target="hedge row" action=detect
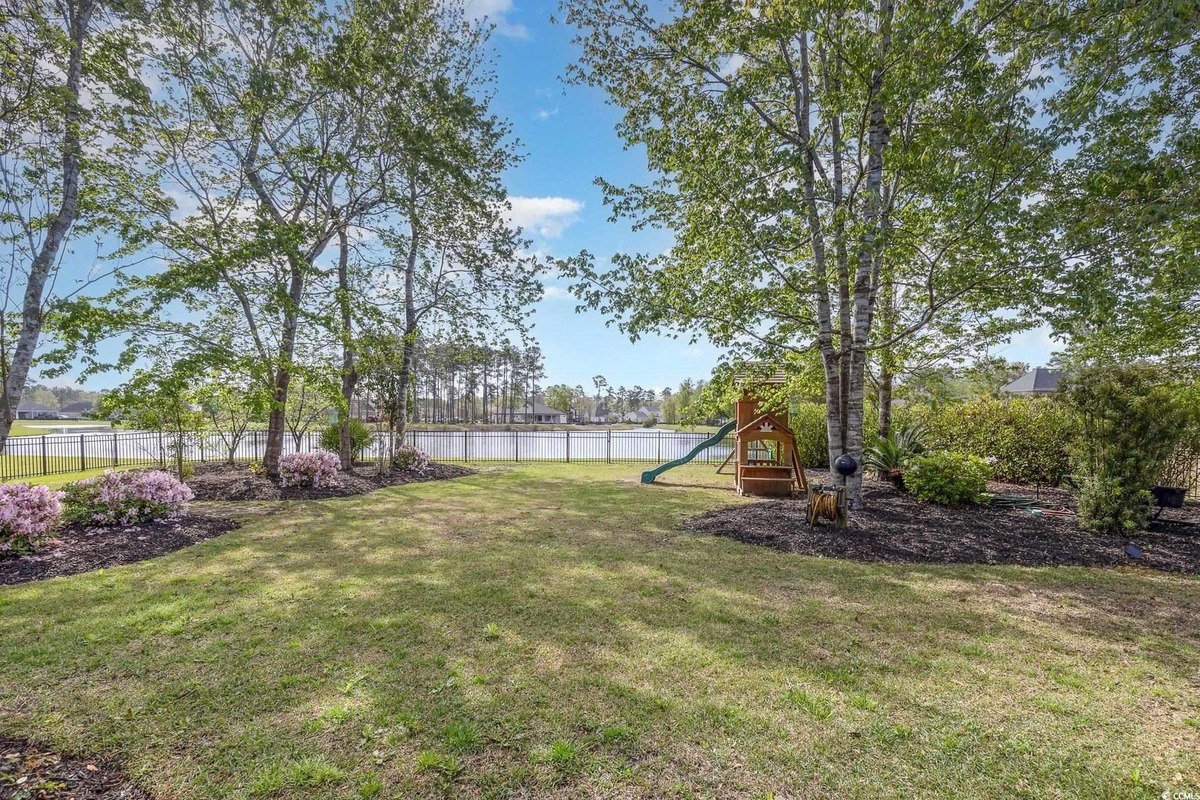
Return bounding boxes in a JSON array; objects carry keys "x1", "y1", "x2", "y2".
[
  {"x1": 900, "y1": 397, "x2": 1079, "y2": 486},
  {"x1": 788, "y1": 397, "x2": 1078, "y2": 486}
]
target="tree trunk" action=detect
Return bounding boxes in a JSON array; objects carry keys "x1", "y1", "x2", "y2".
[
  {"x1": 392, "y1": 229, "x2": 420, "y2": 445},
  {"x1": 174, "y1": 417, "x2": 186, "y2": 482},
  {"x1": 264, "y1": 372, "x2": 291, "y2": 475},
  {"x1": 335, "y1": 228, "x2": 357, "y2": 470},
  {"x1": 842, "y1": 0, "x2": 894, "y2": 508},
  {"x1": 263, "y1": 252, "x2": 309, "y2": 476},
  {"x1": 0, "y1": 0, "x2": 93, "y2": 452},
  {"x1": 877, "y1": 369, "x2": 893, "y2": 439},
  {"x1": 821, "y1": 349, "x2": 843, "y2": 484}
]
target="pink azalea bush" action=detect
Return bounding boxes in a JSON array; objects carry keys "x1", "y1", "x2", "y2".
[
  {"x1": 0, "y1": 483, "x2": 63, "y2": 555},
  {"x1": 63, "y1": 470, "x2": 194, "y2": 527},
  {"x1": 392, "y1": 445, "x2": 429, "y2": 472},
  {"x1": 279, "y1": 451, "x2": 341, "y2": 488}
]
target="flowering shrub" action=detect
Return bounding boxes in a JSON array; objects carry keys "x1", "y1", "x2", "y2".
[
  {"x1": 63, "y1": 470, "x2": 194, "y2": 527},
  {"x1": 279, "y1": 451, "x2": 341, "y2": 488},
  {"x1": 0, "y1": 483, "x2": 63, "y2": 554},
  {"x1": 392, "y1": 445, "x2": 429, "y2": 472}
]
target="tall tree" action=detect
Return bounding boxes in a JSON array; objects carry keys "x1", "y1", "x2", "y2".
[
  {"x1": 0, "y1": 0, "x2": 141, "y2": 448},
  {"x1": 559, "y1": 0, "x2": 1053, "y2": 504},
  {"x1": 1034, "y1": 0, "x2": 1199, "y2": 365}
]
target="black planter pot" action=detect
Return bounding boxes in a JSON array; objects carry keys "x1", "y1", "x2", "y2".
[{"x1": 1151, "y1": 485, "x2": 1187, "y2": 509}]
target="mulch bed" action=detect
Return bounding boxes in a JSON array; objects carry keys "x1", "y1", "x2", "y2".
[
  {"x1": 0, "y1": 514, "x2": 238, "y2": 587},
  {"x1": 185, "y1": 461, "x2": 475, "y2": 501},
  {"x1": 1, "y1": 736, "x2": 152, "y2": 799},
  {"x1": 686, "y1": 475, "x2": 1200, "y2": 573}
]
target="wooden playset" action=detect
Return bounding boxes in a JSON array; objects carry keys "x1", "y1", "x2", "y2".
[
  {"x1": 643, "y1": 368, "x2": 852, "y2": 516},
  {"x1": 713, "y1": 376, "x2": 808, "y2": 498}
]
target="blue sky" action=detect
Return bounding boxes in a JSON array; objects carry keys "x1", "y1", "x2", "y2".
[
  {"x1": 42, "y1": 0, "x2": 1057, "y2": 393},
  {"x1": 474, "y1": 0, "x2": 1056, "y2": 393},
  {"x1": 476, "y1": 0, "x2": 725, "y2": 394}
]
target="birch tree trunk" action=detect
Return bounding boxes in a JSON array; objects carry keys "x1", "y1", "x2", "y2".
[
  {"x1": 0, "y1": 0, "x2": 94, "y2": 452},
  {"x1": 843, "y1": 0, "x2": 894, "y2": 507}
]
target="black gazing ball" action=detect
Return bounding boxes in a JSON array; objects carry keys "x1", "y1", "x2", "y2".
[{"x1": 834, "y1": 454, "x2": 858, "y2": 477}]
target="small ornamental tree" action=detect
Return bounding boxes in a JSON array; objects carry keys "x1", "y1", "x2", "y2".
[
  {"x1": 103, "y1": 362, "x2": 207, "y2": 481},
  {"x1": 1063, "y1": 364, "x2": 1191, "y2": 535}
]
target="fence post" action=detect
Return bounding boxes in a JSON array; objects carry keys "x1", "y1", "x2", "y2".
[
  {"x1": 463, "y1": 429, "x2": 468, "y2": 462},
  {"x1": 79, "y1": 434, "x2": 86, "y2": 472},
  {"x1": 158, "y1": 431, "x2": 165, "y2": 467},
  {"x1": 606, "y1": 429, "x2": 612, "y2": 463},
  {"x1": 566, "y1": 430, "x2": 570, "y2": 463},
  {"x1": 657, "y1": 432, "x2": 661, "y2": 462},
  {"x1": 112, "y1": 432, "x2": 119, "y2": 467},
  {"x1": 514, "y1": 430, "x2": 519, "y2": 462},
  {"x1": 41, "y1": 435, "x2": 48, "y2": 475}
]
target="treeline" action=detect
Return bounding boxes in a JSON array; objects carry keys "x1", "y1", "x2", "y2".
[
  {"x1": 19, "y1": 384, "x2": 105, "y2": 411},
  {"x1": 405, "y1": 341, "x2": 545, "y2": 425},
  {"x1": 536, "y1": 377, "x2": 715, "y2": 424}
]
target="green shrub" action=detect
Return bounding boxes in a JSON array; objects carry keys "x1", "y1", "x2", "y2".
[
  {"x1": 319, "y1": 420, "x2": 373, "y2": 461},
  {"x1": 901, "y1": 397, "x2": 1077, "y2": 485},
  {"x1": 905, "y1": 451, "x2": 991, "y2": 505},
  {"x1": 1063, "y1": 365, "x2": 1191, "y2": 535},
  {"x1": 787, "y1": 401, "x2": 880, "y2": 470},
  {"x1": 790, "y1": 402, "x2": 830, "y2": 469}
]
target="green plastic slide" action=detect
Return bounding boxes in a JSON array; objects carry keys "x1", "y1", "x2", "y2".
[{"x1": 641, "y1": 420, "x2": 736, "y2": 484}]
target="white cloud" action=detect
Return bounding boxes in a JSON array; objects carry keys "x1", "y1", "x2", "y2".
[
  {"x1": 541, "y1": 284, "x2": 572, "y2": 300},
  {"x1": 506, "y1": 196, "x2": 584, "y2": 239},
  {"x1": 463, "y1": 0, "x2": 530, "y2": 39},
  {"x1": 535, "y1": 107, "x2": 559, "y2": 121}
]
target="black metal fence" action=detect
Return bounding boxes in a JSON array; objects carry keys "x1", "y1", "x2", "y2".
[
  {"x1": 6, "y1": 428, "x2": 1198, "y2": 500},
  {"x1": 0, "y1": 429, "x2": 735, "y2": 482}
]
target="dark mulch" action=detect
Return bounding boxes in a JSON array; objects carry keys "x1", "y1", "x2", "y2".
[
  {"x1": 0, "y1": 515, "x2": 238, "y2": 587},
  {"x1": 686, "y1": 475, "x2": 1200, "y2": 573},
  {"x1": 0, "y1": 736, "x2": 152, "y2": 799},
  {"x1": 185, "y1": 461, "x2": 475, "y2": 501}
]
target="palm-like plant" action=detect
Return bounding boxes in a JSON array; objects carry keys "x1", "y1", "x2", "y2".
[{"x1": 863, "y1": 423, "x2": 929, "y2": 484}]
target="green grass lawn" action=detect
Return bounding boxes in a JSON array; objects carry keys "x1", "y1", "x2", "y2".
[
  {"x1": 1, "y1": 463, "x2": 1197, "y2": 799},
  {"x1": 7, "y1": 419, "x2": 112, "y2": 436}
]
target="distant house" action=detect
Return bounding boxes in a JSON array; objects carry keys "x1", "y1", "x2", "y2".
[
  {"x1": 58, "y1": 400, "x2": 96, "y2": 419},
  {"x1": 624, "y1": 405, "x2": 662, "y2": 424},
  {"x1": 1000, "y1": 367, "x2": 1067, "y2": 396},
  {"x1": 323, "y1": 397, "x2": 380, "y2": 423},
  {"x1": 15, "y1": 400, "x2": 59, "y2": 420},
  {"x1": 510, "y1": 401, "x2": 568, "y2": 424}
]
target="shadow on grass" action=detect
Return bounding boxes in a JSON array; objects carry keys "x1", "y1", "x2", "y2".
[{"x1": 1, "y1": 465, "x2": 1196, "y2": 797}]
